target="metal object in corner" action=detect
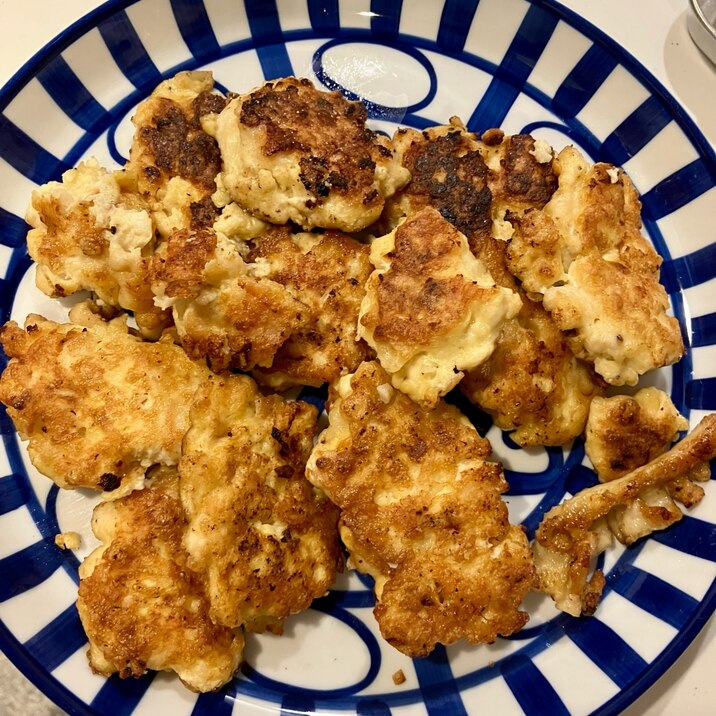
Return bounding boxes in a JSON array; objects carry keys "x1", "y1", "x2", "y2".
[{"x1": 688, "y1": 0, "x2": 716, "y2": 65}]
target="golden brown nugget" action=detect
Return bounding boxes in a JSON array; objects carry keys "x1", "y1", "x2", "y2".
[
  {"x1": 0, "y1": 303, "x2": 212, "y2": 495},
  {"x1": 585, "y1": 388, "x2": 689, "y2": 482},
  {"x1": 151, "y1": 227, "x2": 310, "y2": 372},
  {"x1": 208, "y1": 77, "x2": 409, "y2": 231},
  {"x1": 179, "y1": 374, "x2": 342, "y2": 632},
  {"x1": 506, "y1": 146, "x2": 684, "y2": 385},
  {"x1": 306, "y1": 361, "x2": 535, "y2": 658},
  {"x1": 25, "y1": 159, "x2": 169, "y2": 338},
  {"x1": 358, "y1": 207, "x2": 520, "y2": 407},
  {"x1": 534, "y1": 415, "x2": 716, "y2": 617},
  {"x1": 386, "y1": 120, "x2": 557, "y2": 247},
  {"x1": 248, "y1": 227, "x2": 375, "y2": 389},
  {"x1": 77, "y1": 466, "x2": 243, "y2": 692},
  {"x1": 126, "y1": 70, "x2": 227, "y2": 237}
]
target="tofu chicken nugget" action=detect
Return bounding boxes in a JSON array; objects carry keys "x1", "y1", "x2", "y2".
[
  {"x1": 306, "y1": 361, "x2": 535, "y2": 657},
  {"x1": 506, "y1": 146, "x2": 684, "y2": 385},
  {"x1": 534, "y1": 415, "x2": 716, "y2": 616},
  {"x1": 77, "y1": 467, "x2": 243, "y2": 692},
  {"x1": 179, "y1": 374, "x2": 342, "y2": 632},
  {"x1": 126, "y1": 70, "x2": 227, "y2": 237},
  {"x1": 209, "y1": 77, "x2": 410, "y2": 231},
  {"x1": 0, "y1": 304, "x2": 212, "y2": 495},
  {"x1": 358, "y1": 207, "x2": 521, "y2": 407}
]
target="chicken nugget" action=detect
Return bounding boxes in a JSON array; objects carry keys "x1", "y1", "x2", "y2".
[
  {"x1": 0, "y1": 303, "x2": 212, "y2": 495},
  {"x1": 506, "y1": 146, "x2": 684, "y2": 385},
  {"x1": 358, "y1": 207, "x2": 521, "y2": 407},
  {"x1": 208, "y1": 77, "x2": 409, "y2": 231},
  {"x1": 77, "y1": 466, "x2": 243, "y2": 692},
  {"x1": 306, "y1": 361, "x2": 535, "y2": 657},
  {"x1": 179, "y1": 374, "x2": 342, "y2": 631}
]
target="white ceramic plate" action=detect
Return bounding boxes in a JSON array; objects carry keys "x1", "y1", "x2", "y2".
[{"x1": 1, "y1": 1, "x2": 715, "y2": 715}]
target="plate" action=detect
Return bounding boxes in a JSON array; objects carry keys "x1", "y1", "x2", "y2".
[{"x1": 1, "y1": 1, "x2": 715, "y2": 715}]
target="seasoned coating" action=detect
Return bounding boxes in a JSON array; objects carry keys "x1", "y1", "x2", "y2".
[
  {"x1": 0, "y1": 303, "x2": 212, "y2": 495},
  {"x1": 25, "y1": 159, "x2": 169, "y2": 338},
  {"x1": 386, "y1": 120, "x2": 556, "y2": 246},
  {"x1": 126, "y1": 71, "x2": 227, "y2": 238},
  {"x1": 358, "y1": 207, "x2": 521, "y2": 407},
  {"x1": 585, "y1": 388, "x2": 688, "y2": 482},
  {"x1": 151, "y1": 227, "x2": 309, "y2": 371},
  {"x1": 248, "y1": 227, "x2": 375, "y2": 389},
  {"x1": 461, "y1": 266, "x2": 602, "y2": 446},
  {"x1": 534, "y1": 415, "x2": 716, "y2": 616},
  {"x1": 506, "y1": 146, "x2": 684, "y2": 385},
  {"x1": 209, "y1": 77, "x2": 410, "y2": 231},
  {"x1": 77, "y1": 467, "x2": 243, "y2": 692},
  {"x1": 179, "y1": 375, "x2": 342, "y2": 631},
  {"x1": 306, "y1": 361, "x2": 535, "y2": 658}
]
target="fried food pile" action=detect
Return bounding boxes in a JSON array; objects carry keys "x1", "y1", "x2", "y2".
[{"x1": 0, "y1": 71, "x2": 712, "y2": 691}]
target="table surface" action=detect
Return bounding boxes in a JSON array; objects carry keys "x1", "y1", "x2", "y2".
[{"x1": 0, "y1": 1, "x2": 714, "y2": 715}]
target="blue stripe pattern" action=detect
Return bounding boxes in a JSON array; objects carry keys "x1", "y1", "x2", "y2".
[
  {"x1": 0, "y1": 473, "x2": 31, "y2": 514},
  {"x1": 691, "y1": 311, "x2": 716, "y2": 348},
  {"x1": 191, "y1": 690, "x2": 235, "y2": 715},
  {"x1": 661, "y1": 243, "x2": 716, "y2": 293},
  {"x1": 280, "y1": 694, "x2": 315, "y2": 714},
  {"x1": 0, "y1": 114, "x2": 70, "y2": 184},
  {"x1": 687, "y1": 378, "x2": 716, "y2": 411},
  {"x1": 467, "y1": 5, "x2": 558, "y2": 131},
  {"x1": 23, "y1": 604, "x2": 87, "y2": 673},
  {"x1": 0, "y1": 539, "x2": 61, "y2": 602},
  {"x1": 413, "y1": 646, "x2": 467, "y2": 716},
  {"x1": 599, "y1": 95, "x2": 672, "y2": 165},
  {"x1": 170, "y1": 0, "x2": 221, "y2": 62},
  {"x1": 98, "y1": 11, "x2": 162, "y2": 90},
  {"x1": 90, "y1": 671, "x2": 155, "y2": 715},
  {"x1": 641, "y1": 159, "x2": 715, "y2": 221},
  {"x1": 437, "y1": 0, "x2": 481, "y2": 53},
  {"x1": 36, "y1": 56, "x2": 108, "y2": 133},
  {"x1": 651, "y1": 515, "x2": 716, "y2": 561},
  {"x1": 370, "y1": 0, "x2": 402, "y2": 37},
  {"x1": 356, "y1": 700, "x2": 392, "y2": 715},
  {"x1": 0, "y1": 207, "x2": 27, "y2": 249},
  {"x1": 308, "y1": 0, "x2": 339, "y2": 33},
  {"x1": 244, "y1": 0, "x2": 294, "y2": 80},
  {"x1": 501, "y1": 654, "x2": 569, "y2": 716},
  {"x1": 550, "y1": 44, "x2": 618, "y2": 119},
  {"x1": 565, "y1": 618, "x2": 648, "y2": 689},
  {"x1": 612, "y1": 567, "x2": 698, "y2": 630}
]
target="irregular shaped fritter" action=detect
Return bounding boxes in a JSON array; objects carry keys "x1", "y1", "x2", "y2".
[
  {"x1": 151, "y1": 227, "x2": 309, "y2": 371},
  {"x1": 0, "y1": 303, "x2": 212, "y2": 495},
  {"x1": 180, "y1": 374, "x2": 342, "y2": 631},
  {"x1": 506, "y1": 146, "x2": 684, "y2": 385},
  {"x1": 306, "y1": 361, "x2": 536, "y2": 658},
  {"x1": 126, "y1": 70, "x2": 227, "y2": 238},
  {"x1": 25, "y1": 159, "x2": 169, "y2": 338},
  {"x1": 247, "y1": 227, "x2": 375, "y2": 389},
  {"x1": 534, "y1": 415, "x2": 716, "y2": 616},
  {"x1": 386, "y1": 119, "x2": 556, "y2": 247},
  {"x1": 585, "y1": 388, "x2": 688, "y2": 482},
  {"x1": 358, "y1": 207, "x2": 521, "y2": 407},
  {"x1": 208, "y1": 76, "x2": 410, "y2": 231},
  {"x1": 77, "y1": 467, "x2": 243, "y2": 692},
  {"x1": 461, "y1": 265, "x2": 602, "y2": 446}
]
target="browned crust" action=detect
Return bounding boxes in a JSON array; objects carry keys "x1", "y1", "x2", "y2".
[
  {"x1": 360, "y1": 207, "x2": 493, "y2": 345},
  {"x1": 239, "y1": 77, "x2": 389, "y2": 210}
]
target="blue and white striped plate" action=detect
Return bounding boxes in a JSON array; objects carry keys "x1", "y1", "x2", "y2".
[{"x1": 1, "y1": 1, "x2": 715, "y2": 714}]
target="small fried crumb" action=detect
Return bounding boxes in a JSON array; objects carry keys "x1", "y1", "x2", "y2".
[
  {"x1": 55, "y1": 531, "x2": 81, "y2": 550},
  {"x1": 392, "y1": 669, "x2": 406, "y2": 685}
]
